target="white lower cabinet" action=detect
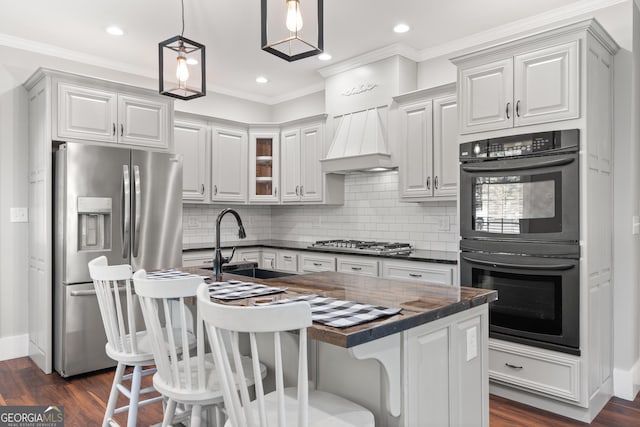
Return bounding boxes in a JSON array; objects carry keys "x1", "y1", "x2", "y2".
[
  {"x1": 261, "y1": 250, "x2": 276, "y2": 270},
  {"x1": 336, "y1": 256, "x2": 379, "y2": 277},
  {"x1": 405, "y1": 306, "x2": 488, "y2": 427},
  {"x1": 182, "y1": 250, "x2": 214, "y2": 268},
  {"x1": 381, "y1": 259, "x2": 456, "y2": 286},
  {"x1": 299, "y1": 253, "x2": 336, "y2": 273},
  {"x1": 489, "y1": 339, "x2": 580, "y2": 403},
  {"x1": 276, "y1": 250, "x2": 299, "y2": 273}
]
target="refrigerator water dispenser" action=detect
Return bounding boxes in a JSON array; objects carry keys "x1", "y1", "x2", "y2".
[{"x1": 77, "y1": 197, "x2": 111, "y2": 251}]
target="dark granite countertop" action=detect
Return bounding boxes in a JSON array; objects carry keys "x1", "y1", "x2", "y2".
[
  {"x1": 189, "y1": 269, "x2": 495, "y2": 348},
  {"x1": 183, "y1": 239, "x2": 457, "y2": 265}
]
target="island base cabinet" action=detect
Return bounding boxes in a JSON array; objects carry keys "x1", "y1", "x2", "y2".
[{"x1": 404, "y1": 305, "x2": 489, "y2": 427}]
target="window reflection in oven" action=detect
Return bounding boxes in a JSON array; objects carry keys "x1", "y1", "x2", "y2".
[
  {"x1": 473, "y1": 268, "x2": 562, "y2": 336},
  {"x1": 472, "y1": 172, "x2": 561, "y2": 235}
]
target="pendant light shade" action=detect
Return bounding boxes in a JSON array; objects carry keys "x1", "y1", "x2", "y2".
[
  {"x1": 261, "y1": 0, "x2": 323, "y2": 62},
  {"x1": 159, "y1": 0, "x2": 206, "y2": 100}
]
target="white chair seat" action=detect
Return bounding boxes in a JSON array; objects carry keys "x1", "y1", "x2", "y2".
[{"x1": 224, "y1": 387, "x2": 375, "y2": 427}]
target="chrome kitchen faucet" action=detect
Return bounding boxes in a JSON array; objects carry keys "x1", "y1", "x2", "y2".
[{"x1": 213, "y1": 208, "x2": 247, "y2": 281}]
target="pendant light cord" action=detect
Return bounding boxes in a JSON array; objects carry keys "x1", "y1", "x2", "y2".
[{"x1": 180, "y1": 0, "x2": 185, "y2": 37}]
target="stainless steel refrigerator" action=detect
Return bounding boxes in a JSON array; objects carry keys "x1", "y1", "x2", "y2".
[{"x1": 53, "y1": 142, "x2": 182, "y2": 377}]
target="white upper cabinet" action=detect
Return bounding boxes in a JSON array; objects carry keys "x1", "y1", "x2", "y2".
[
  {"x1": 459, "y1": 59, "x2": 513, "y2": 134},
  {"x1": 513, "y1": 42, "x2": 579, "y2": 127},
  {"x1": 395, "y1": 84, "x2": 458, "y2": 201},
  {"x1": 458, "y1": 41, "x2": 578, "y2": 134},
  {"x1": 249, "y1": 129, "x2": 280, "y2": 203},
  {"x1": 57, "y1": 83, "x2": 118, "y2": 143},
  {"x1": 399, "y1": 100, "x2": 433, "y2": 199},
  {"x1": 210, "y1": 125, "x2": 248, "y2": 203},
  {"x1": 281, "y1": 120, "x2": 330, "y2": 204},
  {"x1": 118, "y1": 94, "x2": 169, "y2": 148},
  {"x1": 299, "y1": 124, "x2": 324, "y2": 202},
  {"x1": 174, "y1": 119, "x2": 207, "y2": 201},
  {"x1": 280, "y1": 128, "x2": 302, "y2": 203},
  {"x1": 57, "y1": 82, "x2": 171, "y2": 149},
  {"x1": 433, "y1": 95, "x2": 458, "y2": 198}
]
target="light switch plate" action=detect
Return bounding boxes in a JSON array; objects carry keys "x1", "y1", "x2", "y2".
[
  {"x1": 466, "y1": 326, "x2": 478, "y2": 361},
  {"x1": 10, "y1": 207, "x2": 28, "y2": 223},
  {"x1": 633, "y1": 215, "x2": 640, "y2": 235},
  {"x1": 437, "y1": 217, "x2": 450, "y2": 231}
]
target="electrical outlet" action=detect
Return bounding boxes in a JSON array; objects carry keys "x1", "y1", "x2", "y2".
[
  {"x1": 10, "y1": 208, "x2": 28, "y2": 223},
  {"x1": 437, "y1": 217, "x2": 450, "y2": 231},
  {"x1": 311, "y1": 217, "x2": 321, "y2": 228},
  {"x1": 633, "y1": 215, "x2": 640, "y2": 235},
  {"x1": 466, "y1": 326, "x2": 478, "y2": 361}
]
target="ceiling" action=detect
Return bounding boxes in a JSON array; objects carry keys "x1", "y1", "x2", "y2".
[{"x1": 0, "y1": 0, "x2": 609, "y2": 104}]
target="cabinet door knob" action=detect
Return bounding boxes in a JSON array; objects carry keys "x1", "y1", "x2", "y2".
[
  {"x1": 300, "y1": 185, "x2": 304, "y2": 196},
  {"x1": 516, "y1": 100, "x2": 521, "y2": 117},
  {"x1": 295, "y1": 185, "x2": 299, "y2": 196},
  {"x1": 112, "y1": 123, "x2": 116, "y2": 136},
  {"x1": 201, "y1": 184, "x2": 205, "y2": 194},
  {"x1": 426, "y1": 176, "x2": 431, "y2": 190},
  {"x1": 434, "y1": 176, "x2": 438, "y2": 190},
  {"x1": 505, "y1": 102, "x2": 511, "y2": 119},
  {"x1": 213, "y1": 185, "x2": 218, "y2": 195},
  {"x1": 274, "y1": 187, "x2": 277, "y2": 197},
  {"x1": 120, "y1": 123, "x2": 124, "y2": 137}
]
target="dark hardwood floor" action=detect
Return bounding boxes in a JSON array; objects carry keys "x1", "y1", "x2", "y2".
[{"x1": 1, "y1": 357, "x2": 639, "y2": 426}]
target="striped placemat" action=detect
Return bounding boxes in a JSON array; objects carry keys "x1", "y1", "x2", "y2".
[
  {"x1": 270, "y1": 294, "x2": 401, "y2": 328},
  {"x1": 145, "y1": 269, "x2": 208, "y2": 280},
  {"x1": 207, "y1": 281, "x2": 286, "y2": 301}
]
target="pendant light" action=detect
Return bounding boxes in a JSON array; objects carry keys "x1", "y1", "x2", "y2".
[
  {"x1": 159, "y1": 0, "x2": 206, "y2": 100},
  {"x1": 261, "y1": 0, "x2": 323, "y2": 62}
]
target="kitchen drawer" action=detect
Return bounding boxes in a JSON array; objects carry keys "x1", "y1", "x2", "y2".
[
  {"x1": 336, "y1": 256, "x2": 379, "y2": 277},
  {"x1": 276, "y1": 250, "x2": 299, "y2": 273},
  {"x1": 489, "y1": 339, "x2": 580, "y2": 402},
  {"x1": 300, "y1": 253, "x2": 336, "y2": 273},
  {"x1": 382, "y1": 260, "x2": 454, "y2": 285},
  {"x1": 182, "y1": 250, "x2": 214, "y2": 268}
]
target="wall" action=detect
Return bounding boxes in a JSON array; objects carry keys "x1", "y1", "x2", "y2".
[
  {"x1": 416, "y1": 54, "x2": 457, "y2": 89},
  {"x1": 270, "y1": 91, "x2": 325, "y2": 123},
  {"x1": 183, "y1": 205, "x2": 272, "y2": 246}
]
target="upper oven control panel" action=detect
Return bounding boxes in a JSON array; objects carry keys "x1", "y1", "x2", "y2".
[{"x1": 460, "y1": 129, "x2": 579, "y2": 160}]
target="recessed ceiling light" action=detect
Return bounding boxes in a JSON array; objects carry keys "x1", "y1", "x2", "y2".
[
  {"x1": 186, "y1": 58, "x2": 199, "y2": 65},
  {"x1": 256, "y1": 76, "x2": 269, "y2": 84},
  {"x1": 105, "y1": 26, "x2": 124, "y2": 36},
  {"x1": 318, "y1": 53, "x2": 332, "y2": 61},
  {"x1": 393, "y1": 23, "x2": 410, "y2": 34}
]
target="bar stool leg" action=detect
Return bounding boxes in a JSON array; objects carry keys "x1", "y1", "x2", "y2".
[
  {"x1": 103, "y1": 362, "x2": 126, "y2": 427},
  {"x1": 126, "y1": 365, "x2": 142, "y2": 427}
]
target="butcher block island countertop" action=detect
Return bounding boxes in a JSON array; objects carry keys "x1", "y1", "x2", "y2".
[
  {"x1": 187, "y1": 268, "x2": 497, "y2": 427},
  {"x1": 190, "y1": 269, "x2": 497, "y2": 346}
]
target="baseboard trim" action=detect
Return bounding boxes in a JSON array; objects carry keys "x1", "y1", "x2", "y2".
[
  {"x1": 0, "y1": 334, "x2": 29, "y2": 361},
  {"x1": 613, "y1": 359, "x2": 640, "y2": 401}
]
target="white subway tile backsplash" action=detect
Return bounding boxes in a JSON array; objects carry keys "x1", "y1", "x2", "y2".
[{"x1": 183, "y1": 171, "x2": 458, "y2": 251}]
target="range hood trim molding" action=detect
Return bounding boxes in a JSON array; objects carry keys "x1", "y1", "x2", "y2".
[{"x1": 320, "y1": 152, "x2": 394, "y2": 174}]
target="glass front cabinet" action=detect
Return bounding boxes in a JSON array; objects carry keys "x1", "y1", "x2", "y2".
[{"x1": 249, "y1": 129, "x2": 280, "y2": 203}]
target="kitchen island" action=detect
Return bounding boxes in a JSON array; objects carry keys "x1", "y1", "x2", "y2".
[{"x1": 193, "y1": 269, "x2": 496, "y2": 427}]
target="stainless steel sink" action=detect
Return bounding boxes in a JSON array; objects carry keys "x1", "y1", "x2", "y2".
[{"x1": 202, "y1": 265, "x2": 296, "y2": 279}]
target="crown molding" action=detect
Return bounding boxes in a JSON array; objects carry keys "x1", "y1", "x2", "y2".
[
  {"x1": 267, "y1": 82, "x2": 325, "y2": 105},
  {"x1": 416, "y1": 0, "x2": 627, "y2": 62},
  {"x1": 317, "y1": 43, "x2": 421, "y2": 78}
]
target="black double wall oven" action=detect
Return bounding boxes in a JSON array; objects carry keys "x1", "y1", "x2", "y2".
[{"x1": 459, "y1": 130, "x2": 580, "y2": 355}]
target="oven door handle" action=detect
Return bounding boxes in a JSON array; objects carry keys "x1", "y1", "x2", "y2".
[
  {"x1": 461, "y1": 155, "x2": 575, "y2": 172},
  {"x1": 462, "y1": 255, "x2": 576, "y2": 271}
]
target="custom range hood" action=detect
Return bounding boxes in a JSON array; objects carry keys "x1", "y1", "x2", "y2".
[{"x1": 319, "y1": 53, "x2": 417, "y2": 173}]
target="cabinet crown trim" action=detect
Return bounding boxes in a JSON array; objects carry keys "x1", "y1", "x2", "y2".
[
  {"x1": 450, "y1": 18, "x2": 619, "y2": 65},
  {"x1": 393, "y1": 82, "x2": 456, "y2": 105}
]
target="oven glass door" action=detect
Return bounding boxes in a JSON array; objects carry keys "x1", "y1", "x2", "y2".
[
  {"x1": 460, "y1": 153, "x2": 578, "y2": 242},
  {"x1": 461, "y1": 250, "x2": 580, "y2": 355}
]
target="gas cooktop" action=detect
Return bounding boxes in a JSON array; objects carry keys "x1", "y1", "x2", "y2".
[{"x1": 308, "y1": 239, "x2": 413, "y2": 256}]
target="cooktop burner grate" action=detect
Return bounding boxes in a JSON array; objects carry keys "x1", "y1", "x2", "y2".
[{"x1": 308, "y1": 239, "x2": 412, "y2": 255}]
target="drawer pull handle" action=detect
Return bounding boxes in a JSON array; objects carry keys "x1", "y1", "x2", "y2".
[
  {"x1": 313, "y1": 262, "x2": 323, "y2": 266},
  {"x1": 351, "y1": 267, "x2": 362, "y2": 271},
  {"x1": 409, "y1": 273, "x2": 422, "y2": 278},
  {"x1": 505, "y1": 363, "x2": 523, "y2": 370},
  {"x1": 283, "y1": 256, "x2": 292, "y2": 260},
  {"x1": 203, "y1": 260, "x2": 213, "y2": 264}
]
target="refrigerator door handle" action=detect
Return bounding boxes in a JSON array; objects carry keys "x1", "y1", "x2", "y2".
[
  {"x1": 132, "y1": 165, "x2": 142, "y2": 257},
  {"x1": 122, "y1": 165, "x2": 130, "y2": 257}
]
